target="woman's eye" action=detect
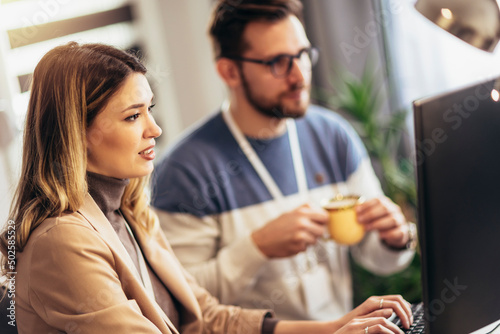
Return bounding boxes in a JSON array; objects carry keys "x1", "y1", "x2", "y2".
[
  {"x1": 126, "y1": 113, "x2": 140, "y2": 121},
  {"x1": 148, "y1": 104, "x2": 156, "y2": 112}
]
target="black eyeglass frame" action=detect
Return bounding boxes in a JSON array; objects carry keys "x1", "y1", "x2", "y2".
[{"x1": 223, "y1": 47, "x2": 319, "y2": 78}]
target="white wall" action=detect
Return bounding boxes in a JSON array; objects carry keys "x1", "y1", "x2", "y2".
[
  {"x1": 137, "y1": 0, "x2": 226, "y2": 153},
  {"x1": 156, "y1": 0, "x2": 226, "y2": 134},
  {"x1": 0, "y1": 13, "x2": 20, "y2": 226},
  {"x1": 0, "y1": 149, "x2": 13, "y2": 225},
  {"x1": 0, "y1": 141, "x2": 19, "y2": 227}
]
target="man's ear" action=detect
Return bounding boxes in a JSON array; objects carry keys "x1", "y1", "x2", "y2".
[{"x1": 216, "y1": 58, "x2": 241, "y2": 87}]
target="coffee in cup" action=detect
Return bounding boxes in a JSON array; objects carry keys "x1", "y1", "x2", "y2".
[{"x1": 324, "y1": 195, "x2": 365, "y2": 245}]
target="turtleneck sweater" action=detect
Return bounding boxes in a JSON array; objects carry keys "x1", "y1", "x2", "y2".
[{"x1": 86, "y1": 171, "x2": 180, "y2": 330}]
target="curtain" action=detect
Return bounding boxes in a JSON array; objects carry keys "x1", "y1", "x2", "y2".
[
  {"x1": 302, "y1": 0, "x2": 402, "y2": 174},
  {"x1": 303, "y1": 0, "x2": 390, "y2": 102}
]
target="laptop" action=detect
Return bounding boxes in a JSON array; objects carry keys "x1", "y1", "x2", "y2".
[{"x1": 393, "y1": 77, "x2": 500, "y2": 333}]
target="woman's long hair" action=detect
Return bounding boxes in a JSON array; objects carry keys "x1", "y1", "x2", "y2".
[{"x1": 0, "y1": 42, "x2": 158, "y2": 276}]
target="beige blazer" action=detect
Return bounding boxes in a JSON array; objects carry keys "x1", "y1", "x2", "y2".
[{"x1": 15, "y1": 194, "x2": 268, "y2": 333}]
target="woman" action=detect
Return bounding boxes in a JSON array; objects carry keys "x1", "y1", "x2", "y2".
[{"x1": 0, "y1": 42, "x2": 411, "y2": 333}]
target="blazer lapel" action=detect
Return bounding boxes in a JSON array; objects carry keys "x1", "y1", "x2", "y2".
[
  {"x1": 78, "y1": 194, "x2": 142, "y2": 282},
  {"x1": 78, "y1": 194, "x2": 179, "y2": 334},
  {"x1": 123, "y1": 211, "x2": 202, "y2": 322}
]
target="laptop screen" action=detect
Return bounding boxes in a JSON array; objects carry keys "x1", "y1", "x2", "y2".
[{"x1": 413, "y1": 77, "x2": 500, "y2": 333}]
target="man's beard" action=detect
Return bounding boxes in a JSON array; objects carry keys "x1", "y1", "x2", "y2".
[{"x1": 240, "y1": 70, "x2": 310, "y2": 119}]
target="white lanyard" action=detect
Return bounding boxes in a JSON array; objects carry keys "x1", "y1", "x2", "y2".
[
  {"x1": 221, "y1": 102, "x2": 308, "y2": 201},
  {"x1": 123, "y1": 219, "x2": 156, "y2": 301},
  {"x1": 222, "y1": 102, "x2": 321, "y2": 272}
]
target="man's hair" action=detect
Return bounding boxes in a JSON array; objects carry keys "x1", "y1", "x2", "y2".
[{"x1": 209, "y1": 0, "x2": 304, "y2": 59}]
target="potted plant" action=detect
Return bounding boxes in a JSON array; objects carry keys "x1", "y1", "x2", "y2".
[{"x1": 315, "y1": 61, "x2": 422, "y2": 305}]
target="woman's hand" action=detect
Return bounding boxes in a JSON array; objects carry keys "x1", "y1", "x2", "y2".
[
  {"x1": 335, "y1": 317, "x2": 404, "y2": 334},
  {"x1": 274, "y1": 295, "x2": 413, "y2": 334},
  {"x1": 337, "y1": 295, "x2": 413, "y2": 330}
]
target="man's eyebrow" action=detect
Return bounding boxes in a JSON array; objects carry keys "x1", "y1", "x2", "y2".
[{"x1": 264, "y1": 46, "x2": 312, "y2": 60}]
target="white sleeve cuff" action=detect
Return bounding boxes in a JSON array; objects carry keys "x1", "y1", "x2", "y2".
[{"x1": 351, "y1": 232, "x2": 415, "y2": 276}]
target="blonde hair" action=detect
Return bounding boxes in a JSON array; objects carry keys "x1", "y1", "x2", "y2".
[{"x1": 0, "y1": 42, "x2": 158, "y2": 276}]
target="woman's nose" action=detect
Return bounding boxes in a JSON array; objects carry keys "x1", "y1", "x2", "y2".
[{"x1": 145, "y1": 114, "x2": 162, "y2": 139}]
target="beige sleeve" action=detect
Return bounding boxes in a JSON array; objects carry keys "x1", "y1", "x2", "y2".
[{"x1": 153, "y1": 224, "x2": 273, "y2": 334}]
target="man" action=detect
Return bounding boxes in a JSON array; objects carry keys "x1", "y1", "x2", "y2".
[{"x1": 152, "y1": 0, "x2": 416, "y2": 322}]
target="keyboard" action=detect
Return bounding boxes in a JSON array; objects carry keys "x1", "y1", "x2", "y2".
[{"x1": 391, "y1": 302, "x2": 426, "y2": 333}]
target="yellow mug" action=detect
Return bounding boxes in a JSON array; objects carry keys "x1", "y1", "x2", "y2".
[{"x1": 324, "y1": 195, "x2": 365, "y2": 245}]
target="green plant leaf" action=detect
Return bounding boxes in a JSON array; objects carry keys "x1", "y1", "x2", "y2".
[{"x1": 313, "y1": 57, "x2": 421, "y2": 304}]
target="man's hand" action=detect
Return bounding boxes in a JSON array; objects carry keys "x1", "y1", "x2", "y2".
[
  {"x1": 251, "y1": 204, "x2": 328, "y2": 258},
  {"x1": 356, "y1": 197, "x2": 410, "y2": 249}
]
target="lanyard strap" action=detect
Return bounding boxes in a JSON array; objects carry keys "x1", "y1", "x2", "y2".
[
  {"x1": 286, "y1": 118, "x2": 308, "y2": 199},
  {"x1": 123, "y1": 219, "x2": 156, "y2": 301},
  {"x1": 221, "y1": 102, "x2": 308, "y2": 201}
]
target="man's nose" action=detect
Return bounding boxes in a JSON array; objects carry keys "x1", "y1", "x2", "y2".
[{"x1": 287, "y1": 58, "x2": 308, "y2": 83}]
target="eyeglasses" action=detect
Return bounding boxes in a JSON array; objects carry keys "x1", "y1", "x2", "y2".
[{"x1": 225, "y1": 47, "x2": 319, "y2": 78}]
